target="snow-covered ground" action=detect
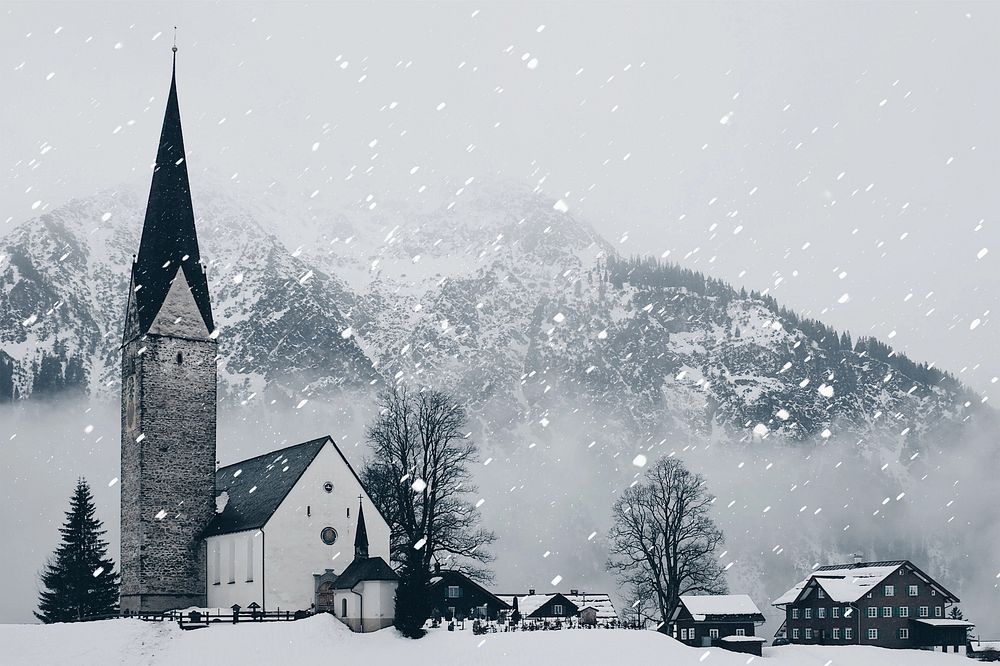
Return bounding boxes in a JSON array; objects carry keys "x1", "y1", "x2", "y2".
[{"x1": 0, "y1": 614, "x2": 970, "y2": 666}]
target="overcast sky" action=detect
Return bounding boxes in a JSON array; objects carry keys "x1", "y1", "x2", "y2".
[{"x1": 3, "y1": 1, "x2": 999, "y2": 396}]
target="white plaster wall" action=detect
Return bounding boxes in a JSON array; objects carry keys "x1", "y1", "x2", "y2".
[
  {"x1": 331, "y1": 580, "x2": 397, "y2": 632},
  {"x1": 261, "y1": 439, "x2": 391, "y2": 611},
  {"x1": 206, "y1": 530, "x2": 264, "y2": 610}
]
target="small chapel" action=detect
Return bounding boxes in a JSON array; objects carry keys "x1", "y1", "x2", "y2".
[{"x1": 118, "y1": 48, "x2": 398, "y2": 632}]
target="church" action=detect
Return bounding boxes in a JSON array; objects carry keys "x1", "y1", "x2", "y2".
[{"x1": 118, "y1": 48, "x2": 398, "y2": 632}]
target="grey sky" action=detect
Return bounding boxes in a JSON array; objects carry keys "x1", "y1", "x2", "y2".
[{"x1": 3, "y1": 0, "x2": 999, "y2": 396}]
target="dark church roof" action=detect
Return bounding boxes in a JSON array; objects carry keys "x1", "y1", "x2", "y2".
[
  {"x1": 202, "y1": 437, "x2": 329, "y2": 537},
  {"x1": 126, "y1": 50, "x2": 214, "y2": 340},
  {"x1": 333, "y1": 556, "x2": 399, "y2": 590}
]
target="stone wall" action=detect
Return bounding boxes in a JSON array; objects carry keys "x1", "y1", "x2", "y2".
[{"x1": 120, "y1": 333, "x2": 217, "y2": 613}]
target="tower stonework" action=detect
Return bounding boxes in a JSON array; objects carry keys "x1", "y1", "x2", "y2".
[{"x1": 120, "y1": 51, "x2": 217, "y2": 614}]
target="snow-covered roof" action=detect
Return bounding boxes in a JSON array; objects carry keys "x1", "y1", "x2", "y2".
[
  {"x1": 970, "y1": 641, "x2": 1000, "y2": 652},
  {"x1": 679, "y1": 594, "x2": 762, "y2": 620},
  {"x1": 497, "y1": 594, "x2": 559, "y2": 618},
  {"x1": 720, "y1": 635, "x2": 767, "y2": 643},
  {"x1": 773, "y1": 562, "x2": 903, "y2": 606},
  {"x1": 913, "y1": 619, "x2": 974, "y2": 627},
  {"x1": 565, "y1": 593, "x2": 617, "y2": 620},
  {"x1": 497, "y1": 592, "x2": 616, "y2": 620}
]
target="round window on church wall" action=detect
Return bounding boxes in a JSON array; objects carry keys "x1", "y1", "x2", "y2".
[
  {"x1": 320, "y1": 527, "x2": 338, "y2": 545},
  {"x1": 323, "y1": 482, "x2": 334, "y2": 493}
]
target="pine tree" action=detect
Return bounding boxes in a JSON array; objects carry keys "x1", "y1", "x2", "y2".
[{"x1": 35, "y1": 478, "x2": 119, "y2": 623}]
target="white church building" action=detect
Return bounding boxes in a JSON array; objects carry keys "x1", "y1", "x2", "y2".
[
  {"x1": 117, "y1": 49, "x2": 397, "y2": 632},
  {"x1": 203, "y1": 436, "x2": 398, "y2": 630}
]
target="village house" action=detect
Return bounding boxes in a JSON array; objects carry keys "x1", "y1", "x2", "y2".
[
  {"x1": 663, "y1": 595, "x2": 766, "y2": 656},
  {"x1": 773, "y1": 557, "x2": 973, "y2": 653},
  {"x1": 564, "y1": 592, "x2": 618, "y2": 626},
  {"x1": 497, "y1": 591, "x2": 578, "y2": 624},
  {"x1": 496, "y1": 590, "x2": 618, "y2": 626},
  {"x1": 427, "y1": 566, "x2": 510, "y2": 621}
]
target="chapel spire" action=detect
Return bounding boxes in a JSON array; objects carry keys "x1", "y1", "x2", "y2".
[
  {"x1": 355, "y1": 499, "x2": 369, "y2": 560},
  {"x1": 126, "y1": 45, "x2": 214, "y2": 340}
]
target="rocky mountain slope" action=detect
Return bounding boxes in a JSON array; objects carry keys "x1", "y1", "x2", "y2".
[
  {"x1": 3, "y1": 182, "x2": 999, "y2": 632},
  {"x1": 1, "y1": 182, "x2": 985, "y2": 448}
]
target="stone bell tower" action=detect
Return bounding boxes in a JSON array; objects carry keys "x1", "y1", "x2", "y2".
[{"x1": 119, "y1": 46, "x2": 217, "y2": 613}]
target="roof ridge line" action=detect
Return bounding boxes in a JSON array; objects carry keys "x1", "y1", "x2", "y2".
[{"x1": 216, "y1": 435, "x2": 331, "y2": 472}]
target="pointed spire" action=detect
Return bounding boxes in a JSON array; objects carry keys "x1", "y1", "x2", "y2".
[
  {"x1": 127, "y1": 45, "x2": 214, "y2": 340},
  {"x1": 354, "y1": 498, "x2": 369, "y2": 560}
]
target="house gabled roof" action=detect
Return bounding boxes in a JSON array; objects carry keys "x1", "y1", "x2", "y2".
[
  {"x1": 203, "y1": 437, "x2": 329, "y2": 537},
  {"x1": 496, "y1": 593, "x2": 578, "y2": 618},
  {"x1": 564, "y1": 593, "x2": 617, "y2": 620},
  {"x1": 675, "y1": 594, "x2": 765, "y2": 622},
  {"x1": 333, "y1": 556, "x2": 399, "y2": 590},
  {"x1": 428, "y1": 570, "x2": 511, "y2": 610},
  {"x1": 772, "y1": 560, "x2": 960, "y2": 607}
]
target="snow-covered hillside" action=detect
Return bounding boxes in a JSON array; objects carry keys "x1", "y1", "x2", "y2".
[
  {"x1": 0, "y1": 614, "x2": 974, "y2": 666},
  {"x1": 3, "y1": 182, "x2": 999, "y2": 634}
]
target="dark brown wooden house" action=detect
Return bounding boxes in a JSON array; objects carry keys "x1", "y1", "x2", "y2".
[
  {"x1": 773, "y1": 558, "x2": 973, "y2": 654},
  {"x1": 665, "y1": 594, "x2": 766, "y2": 655},
  {"x1": 497, "y1": 591, "x2": 579, "y2": 623},
  {"x1": 427, "y1": 567, "x2": 510, "y2": 621}
]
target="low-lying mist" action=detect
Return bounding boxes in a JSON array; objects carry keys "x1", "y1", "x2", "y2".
[{"x1": 2, "y1": 390, "x2": 998, "y2": 637}]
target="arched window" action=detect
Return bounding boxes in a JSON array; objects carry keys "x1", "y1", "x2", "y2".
[{"x1": 342, "y1": 598, "x2": 348, "y2": 618}]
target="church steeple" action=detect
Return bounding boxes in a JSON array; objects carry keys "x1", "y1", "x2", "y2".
[
  {"x1": 126, "y1": 47, "x2": 213, "y2": 341},
  {"x1": 354, "y1": 499, "x2": 369, "y2": 560}
]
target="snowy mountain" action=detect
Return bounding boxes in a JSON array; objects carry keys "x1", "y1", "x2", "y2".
[
  {"x1": 3, "y1": 182, "x2": 999, "y2": 632},
  {"x1": 1, "y1": 181, "x2": 987, "y2": 446}
]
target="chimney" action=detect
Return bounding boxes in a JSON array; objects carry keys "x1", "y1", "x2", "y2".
[
  {"x1": 529, "y1": 588, "x2": 535, "y2": 595},
  {"x1": 853, "y1": 553, "x2": 864, "y2": 565},
  {"x1": 434, "y1": 561, "x2": 441, "y2": 575},
  {"x1": 570, "y1": 589, "x2": 579, "y2": 595}
]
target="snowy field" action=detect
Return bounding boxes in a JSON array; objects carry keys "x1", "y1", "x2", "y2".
[{"x1": 0, "y1": 614, "x2": 971, "y2": 666}]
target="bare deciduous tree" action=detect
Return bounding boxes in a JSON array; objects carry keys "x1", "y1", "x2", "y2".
[
  {"x1": 362, "y1": 386, "x2": 496, "y2": 636},
  {"x1": 607, "y1": 456, "x2": 727, "y2": 626}
]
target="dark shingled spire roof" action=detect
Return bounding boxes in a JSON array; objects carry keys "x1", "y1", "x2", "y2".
[
  {"x1": 129, "y1": 50, "x2": 213, "y2": 338},
  {"x1": 354, "y1": 499, "x2": 369, "y2": 559}
]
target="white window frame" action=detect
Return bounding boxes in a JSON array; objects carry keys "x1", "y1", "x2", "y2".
[
  {"x1": 553, "y1": 604, "x2": 564, "y2": 615},
  {"x1": 804, "y1": 608, "x2": 812, "y2": 619},
  {"x1": 832, "y1": 607, "x2": 840, "y2": 618},
  {"x1": 885, "y1": 585, "x2": 895, "y2": 597},
  {"x1": 792, "y1": 628, "x2": 800, "y2": 640},
  {"x1": 709, "y1": 629, "x2": 719, "y2": 639},
  {"x1": 805, "y1": 628, "x2": 812, "y2": 640},
  {"x1": 868, "y1": 607, "x2": 878, "y2": 618},
  {"x1": 845, "y1": 627, "x2": 854, "y2": 640},
  {"x1": 908, "y1": 585, "x2": 918, "y2": 596},
  {"x1": 833, "y1": 628, "x2": 841, "y2": 640},
  {"x1": 736, "y1": 629, "x2": 746, "y2": 636},
  {"x1": 817, "y1": 588, "x2": 826, "y2": 599},
  {"x1": 899, "y1": 606, "x2": 909, "y2": 618},
  {"x1": 447, "y1": 585, "x2": 461, "y2": 599},
  {"x1": 919, "y1": 606, "x2": 929, "y2": 618},
  {"x1": 882, "y1": 606, "x2": 892, "y2": 618},
  {"x1": 934, "y1": 606, "x2": 942, "y2": 617},
  {"x1": 791, "y1": 608, "x2": 799, "y2": 619},
  {"x1": 899, "y1": 628, "x2": 909, "y2": 639},
  {"x1": 868, "y1": 628, "x2": 878, "y2": 641},
  {"x1": 818, "y1": 607, "x2": 826, "y2": 619}
]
